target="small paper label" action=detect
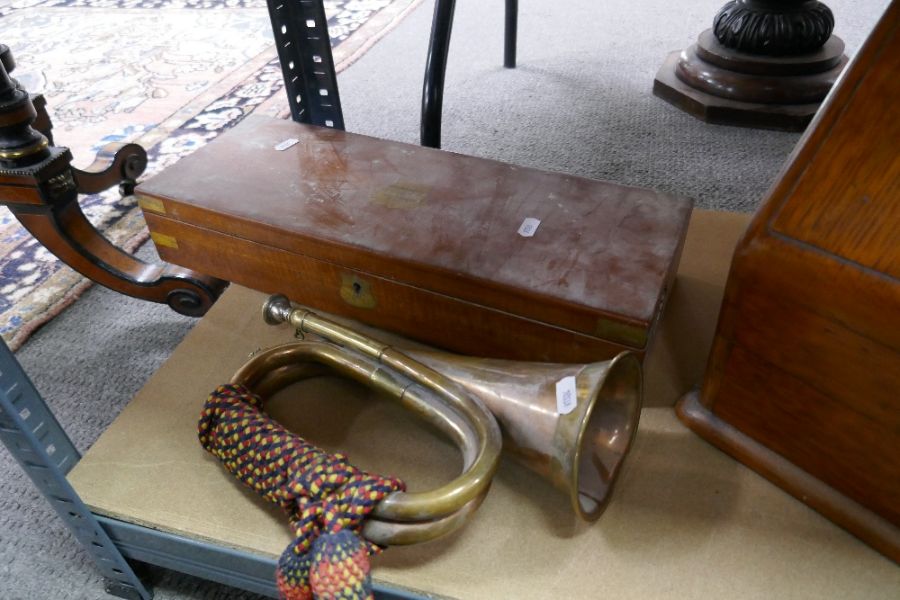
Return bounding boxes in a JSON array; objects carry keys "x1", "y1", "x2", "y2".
[
  {"x1": 274, "y1": 138, "x2": 300, "y2": 151},
  {"x1": 517, "y1": 217, "x2": 541, "y2": 237},
  {"x1": 556, "y1": 376, "x2": 577, "y2": 415}
]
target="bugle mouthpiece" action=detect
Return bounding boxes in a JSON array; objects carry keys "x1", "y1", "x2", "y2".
[{"x1": 262, "y1": 294, "x2": 293, "y2": 326}]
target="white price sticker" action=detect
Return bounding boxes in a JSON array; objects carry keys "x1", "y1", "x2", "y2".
[
  {"x1": 517, "y1": 217, "x2": 541, "y2": 237},
  {"x1": 555, "y1": 376, "x2": 577, "y2": 415},
  {"x1": 274, "y1": 138, "x2": 300, "y2": 151}
]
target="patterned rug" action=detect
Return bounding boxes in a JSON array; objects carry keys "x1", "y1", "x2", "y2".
[{"x1": 0, "y1": 0, "x2": 423, "y2": 350}]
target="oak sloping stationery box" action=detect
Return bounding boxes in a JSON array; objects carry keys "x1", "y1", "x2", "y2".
[{"x1": 136, "y1": 115, "x2": 692, "y2": 362}]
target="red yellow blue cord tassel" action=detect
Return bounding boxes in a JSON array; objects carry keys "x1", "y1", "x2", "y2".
[{"x1": 198, "y1": 383, "x2": 405, "y2": 600}]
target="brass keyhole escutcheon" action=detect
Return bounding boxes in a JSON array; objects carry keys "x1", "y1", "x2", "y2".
[{"x1": 339, "y1": 273, "x2": 377, "y2": 309}]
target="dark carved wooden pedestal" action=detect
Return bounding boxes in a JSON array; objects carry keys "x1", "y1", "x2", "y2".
[
  {"x1": 654, "y1": 0, "x2": 848, "y2": 130},
  {"x1": 0, "y1": 44, "x2": 225, "y2": 316}
]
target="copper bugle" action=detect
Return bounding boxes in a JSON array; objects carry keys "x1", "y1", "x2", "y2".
[{"x1": 239, "y1": 294, "x2": 643, "y2": 544}]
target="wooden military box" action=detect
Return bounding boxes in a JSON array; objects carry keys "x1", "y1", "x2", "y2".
[
  {"x1": 678, "y1": 4, "x2": 900, "y2": 563},
  {"x1": 135, "y1": 115, "x2": 692, "y2": 362}
]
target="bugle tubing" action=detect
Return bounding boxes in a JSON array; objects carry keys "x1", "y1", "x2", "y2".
[{"x1": 257, "y1": 294, "x2": 642, "y2": 531}]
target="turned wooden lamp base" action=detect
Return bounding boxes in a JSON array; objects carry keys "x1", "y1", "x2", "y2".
[{"x1": 654, "y1": 30, "x2": 848, "y2": 131}]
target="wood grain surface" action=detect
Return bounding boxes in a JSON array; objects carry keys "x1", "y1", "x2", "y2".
[
  {"x1": 136, "y1": 116, "x2": 693, "y2": 360},
  {"x1": 681, "y1": 2, "x2": 900, "y2": 563}
]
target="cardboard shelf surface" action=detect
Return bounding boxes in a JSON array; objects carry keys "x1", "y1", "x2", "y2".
[{"x1": 67, "y1": 211, "x2": 899, "y2": 599}]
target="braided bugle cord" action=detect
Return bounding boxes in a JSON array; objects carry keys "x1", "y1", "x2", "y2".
[{"x1": 198, "y1": 383, "x2": 406, "y2": 600}]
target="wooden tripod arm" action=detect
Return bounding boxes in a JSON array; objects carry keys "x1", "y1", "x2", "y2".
[
  {"x1": 0, "y1": 43, "x2": 225, "y2": 316},
  {"x1": 0, "y1": 138, "x2": 226, "y2": 317},
  {"x1": 71, "y1": 142, "x2": 147, "y2": 195},
  {"x1": 10, "y1": 198, "x2": 226, "y2": 317}
]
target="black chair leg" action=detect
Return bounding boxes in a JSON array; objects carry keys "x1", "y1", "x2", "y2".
[
  {"x1": 504, "y1": 0, "x2": 518, "y2": 68},
  {"x1": 421, "y1": 0, "x2": 518, "y2": 148},
  {"x1": 421, "y1": 0, "x2": 457, "y2": 149}
]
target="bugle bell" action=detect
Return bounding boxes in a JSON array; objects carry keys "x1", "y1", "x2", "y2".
[
  {"x1": 401, "y1": 346, "x2": 643, "y2": 521},
  {"x1": 245, "y1": 294, "x2": 642, "y2": 539}
]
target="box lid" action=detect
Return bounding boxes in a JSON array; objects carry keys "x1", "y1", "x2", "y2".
[{"x1": 136, "y1": 115, "x2": 692, "y2": 348}]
